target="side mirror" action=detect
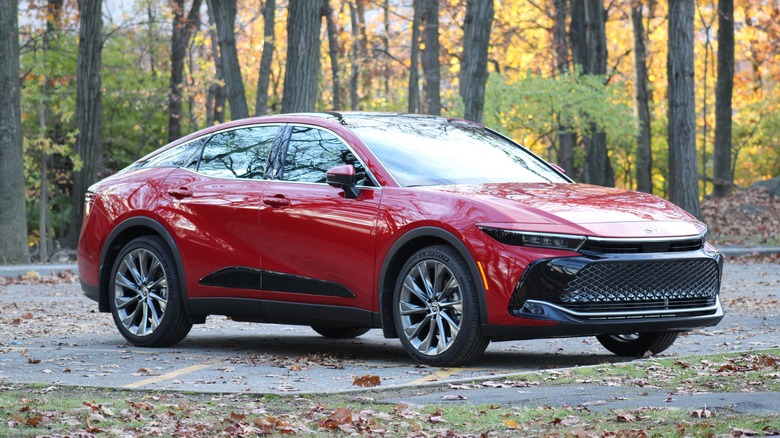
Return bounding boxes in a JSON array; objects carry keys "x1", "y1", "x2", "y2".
[{"x1": 326, "y1": 165, "x2": 361, "y2": 199}]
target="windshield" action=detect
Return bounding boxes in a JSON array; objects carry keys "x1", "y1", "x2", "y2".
[{"x1": 343, "y1": 115, "x2": 569, "y2": 187}]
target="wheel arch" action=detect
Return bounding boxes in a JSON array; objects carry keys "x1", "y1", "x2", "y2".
[
  {"x1": 377, "y1": 226, "x2": 487, "y2": 338},
  {"x1": 98, "y1": 217, "x2": 189, "y2": 316}
]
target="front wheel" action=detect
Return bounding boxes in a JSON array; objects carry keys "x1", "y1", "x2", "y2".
[
  {"x1": 393, "y1": 245, "x2": 489, "y2": 366},
  {"x1": 596, "y1": 332, "x2": 679, "y2": 356},
  {"x1": 108, "y1": 236, "x2": 192, "y2": 347}
]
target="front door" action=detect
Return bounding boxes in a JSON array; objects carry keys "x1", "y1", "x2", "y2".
[{"x1": 259, "y1": 125, "x2": 381, "y2": 313}]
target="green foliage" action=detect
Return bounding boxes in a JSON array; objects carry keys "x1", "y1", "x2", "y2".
[
  {"x1": 483, "y1": 72, "x2": 636, "y2": 183},
  {"x1": 101, "y1": 22, "x2": 171, "y2": 174}
]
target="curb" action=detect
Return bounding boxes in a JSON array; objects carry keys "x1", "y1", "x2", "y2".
[
  {"x1": 719, "y1": 246, "x2": 780, "y2": 257},
  {"x1": 0, "y1": 264, "x2": 78, "y2": 277}
]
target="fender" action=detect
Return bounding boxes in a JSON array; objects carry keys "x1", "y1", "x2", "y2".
[
  {"x1": 99, "y1": 216, "x2": 191, "y2": 316},
  {"x1": 377, "y1": 226, "x2": 488, "y2": 337}
]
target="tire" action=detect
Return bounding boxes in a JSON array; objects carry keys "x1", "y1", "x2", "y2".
[
  {"x1": 108, "y1": 235, "x2": 192, "y2": 347},
  {"x1": 311, "y1": 326, "x2": 371, "y2": 339},
  {"x1": 596, "y1": 332, "x2": 680, "y2": 356},
  {"x1": 393, "y1": 245, "x2": 489, "y2": 366}
]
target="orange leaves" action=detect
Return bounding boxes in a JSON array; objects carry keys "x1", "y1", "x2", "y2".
[{"x1": 352, "y1": 374, "x2": 381, "y2": 388}]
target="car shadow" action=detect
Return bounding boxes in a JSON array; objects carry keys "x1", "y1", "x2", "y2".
[{"x1": 162, "y1": 330, "x2": 639, "y2": 371}]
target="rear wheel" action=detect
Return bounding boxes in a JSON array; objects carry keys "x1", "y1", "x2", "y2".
[
  {"x1": 108, "y1": 236, "x2": 192, "y2": 347},
  {"x1": 393, "y1": 245, "x2": 489, "y2": 366},
  {"x1": 596, "y1": 332, "x2": 679, "y2": 356},
  {"x1": 311, "y1": 326, "x2": 370, "y2": 338}
]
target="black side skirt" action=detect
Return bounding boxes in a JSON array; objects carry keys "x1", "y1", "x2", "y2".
[{"x1": 188, "y1": 297, "x2": 379, "y2": 328}]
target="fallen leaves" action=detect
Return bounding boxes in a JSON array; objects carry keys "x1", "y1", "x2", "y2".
[
  {"x1": 702, "y1": 186, "x2": 780, "y2": 246},
  {"x1": 352, "y1": 374, "x2": 381, "y2": 387}
]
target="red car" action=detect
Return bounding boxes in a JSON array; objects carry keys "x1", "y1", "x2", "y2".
[{"x1": 77, "y1": 112, "x2": 723, "y2": 366}]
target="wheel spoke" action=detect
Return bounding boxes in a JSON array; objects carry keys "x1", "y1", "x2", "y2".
[
  {"x1": 404, "y1": 314, "x2": 432, "y2": 340},
  {"x1": 418, "y1": 315, "x2": 437, "y2": 353},
  {"x1": 123, "y1": 255, "x2": 143, "y2": 286},
  {"x1": 416, "y1": 263, "x2": 435, "y2": 299},
  {"x1": 147, "y1": 297, "x2": 162, "y2": 330},
  {"x1": 403, "y1": 275, "x2": 429, "y2": 305},
  {"x1": 439, "y1": 311, "x2": 460, "y2": 338},
  {"x1": 399, "y1": 300, "x2": 426, "y2": 316},
  {"x1": 436, "y1": 315, "x2": 449, "y2": 354},
  {"x1": 115, "y1": 294, "x2": 141, "y2": 310},
  {"x1": 115, "y1": 272, "x2": 141, "y2": 294}
]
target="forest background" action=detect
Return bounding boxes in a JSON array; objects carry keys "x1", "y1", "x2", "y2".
[{"x1": 1, "y1": 0, "x2": 778, "y2": 263}]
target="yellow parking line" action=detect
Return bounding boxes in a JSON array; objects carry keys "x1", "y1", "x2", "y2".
[
  {"x1": 408, "y1": 367, "x2": 467, "y2": 385},
  {"x1": 123, "y1": 360, "x2": 221, "y2": 389}
]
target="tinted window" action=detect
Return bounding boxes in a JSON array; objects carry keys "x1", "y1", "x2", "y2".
[
  {"x1": 343, "y1": 115, "x2": 568, "y2": 187},
  {"x1": 281, "y1": 126, "x2": 370, "y2": 185},
  {"x1": 139, "y1": 137, "x2": 205, "y2": 168},
  {"x1": 197, "y1": 126, "x2": 279, "y2": 179}
]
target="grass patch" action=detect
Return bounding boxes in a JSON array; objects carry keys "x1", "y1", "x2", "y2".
[
  {"x1": 1, "y1": 349, "x2": 778, "y2": 436},
  {"x1": 505, "y1": 348, "x2": 780, "y2": 393}
]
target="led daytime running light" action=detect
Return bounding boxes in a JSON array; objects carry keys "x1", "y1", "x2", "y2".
[{"x1": 479, "y1": 226, "x2": 586, "y2": 251}]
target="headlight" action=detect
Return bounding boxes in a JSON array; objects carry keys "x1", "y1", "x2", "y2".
[{"x1": 478, "y1": 226, "x2": 586, "y2": 251}]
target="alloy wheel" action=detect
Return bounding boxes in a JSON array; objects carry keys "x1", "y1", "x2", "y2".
[
  {"x1": 113, "y1": 247, "x2": 168, "y2": 337},
  {"x1": 398, "y1": 259, "x2": 464, "y2": 356}
]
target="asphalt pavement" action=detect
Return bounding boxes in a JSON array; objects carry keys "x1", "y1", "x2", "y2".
[{"x1": 1, "y1": 254, "x2": 778, "y2": 414}]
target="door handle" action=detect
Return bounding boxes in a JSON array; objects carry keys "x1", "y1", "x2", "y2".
[
  {"x1": 262, "y1": 195, "x2": 291, "y2": 208},
  {"x1": 167, "y1": 188, "x2": 193, "y2": 199}
]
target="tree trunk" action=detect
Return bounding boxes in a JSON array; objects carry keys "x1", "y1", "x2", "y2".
[
  {"x1": 322, "y1": 0, "x2": 341, "y2": 111},
  {"x1": 255, "y1": 0, "x2": 276, "y2": 116},
  {"x1": 712, "y1": 0, "x2": 734, "y2": 198},
  {"x1": 421, "y1": 0, "x2": 441, "y2": 115},
  {"x1": 67, "y1": 0, "x2": 104, "y2": 248},
  {"x1": 459, "y1": 0, "x2": 494, "y2": 123},
  {"x1": 570, "y1": 0, "x2": 614, "y2": 187},
  {"x1": 349, "y1": 2, "x2": 360, "y2": 110},
  {"x1": 168, "y1": 0, "x2": 202, "y2": 142},
  {"x1": 0, "y1": 0, "x2": 29, "y2": 263},
  {"x1": 632, "y1": 0, "x2": 653, "y2": 194},
  {"x1": 356, "y1": 0, "x2": 371, "y2": 105},
  {"x1": 408, "y1": 0, "x2": 421, "y2": 113},
  {"x1": 667, "y1": 0, "x2": 701, "y2": 218},
  {"x1": 207, "y1": 0, "x2": 249, "y2": 120},
  {"x1": 553, "y1": 0, "x2": 575, "y2": 175},
  {"x1": 207, "y1": 10, "x2": 225, "y2": 125},
  {"x1": 382, "y1": 0, "x2": 390, "y2": 95},
  {"x1": 282, "y1": 0, "x2": 321, "y2": 113},
  {"x1": 38, "y1": 0, "x2": 64, "y2": 261}
]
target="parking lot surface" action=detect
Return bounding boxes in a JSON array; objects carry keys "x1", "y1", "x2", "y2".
[{"x1": 1, "y1": 260, "x2": 778, "y2": 394}]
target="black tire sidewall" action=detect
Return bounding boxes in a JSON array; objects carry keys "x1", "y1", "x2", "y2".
[
  {"x1": 596, "y1": 332, "x2": 679, "y2": 356},
  {"x1": 393, "y1": 245, "x2": 486, "y2": 366}
]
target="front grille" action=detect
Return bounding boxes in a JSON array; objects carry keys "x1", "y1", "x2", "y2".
[
  {"x1": 558, "y1": 259, "x2": 719, "y2": 315},
  {"x1": 580, "y1": 237, "x2": 704, "y2": 254}
]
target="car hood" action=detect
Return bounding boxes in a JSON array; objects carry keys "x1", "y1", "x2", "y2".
[{"x1": 423, "y1": 183, "x2": 705, "y2": 238}]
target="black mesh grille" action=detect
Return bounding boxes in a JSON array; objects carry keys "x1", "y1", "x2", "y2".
[{"x1": 559, "y1": 259, "x2": 719, "y2": 314}]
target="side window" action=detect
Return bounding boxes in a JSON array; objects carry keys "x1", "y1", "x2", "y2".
[
  {"x1": 139, "y1": 137, "x2": 205, "y2": 168},
  {"x1": 197, "y1": 126, "x2": 278, "y2": 179},
  {"x1": 282, "y1": 126, "x2": 369, "y2": 185}
]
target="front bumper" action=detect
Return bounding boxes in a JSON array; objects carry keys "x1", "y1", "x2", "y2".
[{"x1": 484, "y1": 249, "x2": 725, "y2": 341}]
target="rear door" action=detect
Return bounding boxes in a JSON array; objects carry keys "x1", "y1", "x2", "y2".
[
  {"x1": 259, "y1": 124, "x2": 382, "y2": 313},
  {"x1": 157, "y1": 124, "x2": 282, "y2": 301}
]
